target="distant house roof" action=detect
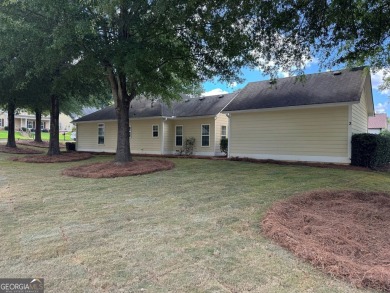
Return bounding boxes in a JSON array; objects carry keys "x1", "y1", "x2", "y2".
[
  {"x1": 368, "y1": 113, "x2": 388, "y2": 129},
  {"x1": 73, "y1": 93, "x2": 237, "y2": 122},
  {"x1": 224, "y1": 67, "x2": 372, "y2": 112}
]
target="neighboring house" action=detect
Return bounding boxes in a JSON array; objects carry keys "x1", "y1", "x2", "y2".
[
  {"x1": 73, "y1": 93, "x2": 236, "y2": 155},
  {"x1": 368, "y1": 113, "x2": 388, "y2": 134},
  {"x1": 223, "y1": 67, "x2": 374, "y2": 164},
  {"x1": 0, "y1": 111, "x2": 73, "y2": 131}
]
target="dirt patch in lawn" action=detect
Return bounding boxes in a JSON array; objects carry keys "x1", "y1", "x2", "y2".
[
  {"x1": 62, "y1": 159, "x2": 175, "y2": 178},
  {"x1": 0, "y1": 145, "x2": 43, "y2": 154},
  {"x1": 262, "y1": 190, "x2": 390, "y2": 291},
  {"x1": 11, "y1": 152, "x2": 92, "y2": 163}
]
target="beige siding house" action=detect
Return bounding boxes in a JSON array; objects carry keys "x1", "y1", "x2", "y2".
[
  {"x1": 74, "y1": 94, "x2": 235, "y2": 156},
  {"x1": 0, "y1": 111, "x2": 73, "y2": 131},
  {"x1": 223, "y1": 67, "x2": 374, "y2": 163}
]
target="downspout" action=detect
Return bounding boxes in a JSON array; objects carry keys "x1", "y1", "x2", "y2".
[{"x1": 227, "y1": 113, "x2": 231, "y2": 158}]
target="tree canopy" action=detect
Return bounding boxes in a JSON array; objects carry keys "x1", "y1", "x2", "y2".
[{"x1": 1, "y1": 0, "x2": 388, "y2": 160}]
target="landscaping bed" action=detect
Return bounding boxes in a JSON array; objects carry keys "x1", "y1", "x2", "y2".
[
  {"x1": 262, "y1": 189, "x2": 390, "y2": 292},
  {"x1": 62, "y1": 159, "x2": 175, "y2": 178},
  {"x1": 17, "y1": 140, "x2": 66, "y2": 148},
  {"x1": 11, "y1": 152, "x2": 92, "y2": 163},
  {"x1": 0, "y1": 145, "x2": 43, "y2": 154}
]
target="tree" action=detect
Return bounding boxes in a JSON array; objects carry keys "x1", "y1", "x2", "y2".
[
  {"x1": 0, "y1": 0, "x2": 109, "y2": 154},
  {"x1": 262, "y1": 1, "x2": 390, "y2": 79},
  {"x1": 77, "y1": 0, "x2": 309, "y2": 163}
]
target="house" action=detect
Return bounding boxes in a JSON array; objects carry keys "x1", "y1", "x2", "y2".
[
  {"x1": 73, "y1": 93, "x2": 236, "y2": 155},
  {"x1": 368, "y1": 113, "x2": 388, "y2": 134},
  {"x1": 223, "y1": 67, "x2": 374, "y2": 164},
  {"x1": 0, "y1": 111, "x2": 73, "y2": 131}
]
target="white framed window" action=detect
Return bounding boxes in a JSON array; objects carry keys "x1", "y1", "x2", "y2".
[
  {"x1": 0, "y1": 118, "x2": 4, "y2": 127},
  {"x1": 175, "y1": 125, "x2": 183, "y2": 146},
  {"x1": 221, "y1": 125, "x2": 227, "y2": 139},
  {"x1": 201, "y1": 124, "x2": 210, "y2": 147},
  {"x1": 27, "y1": 120, "x2": 35, "y2": 129},
  {"x1": 129, "y1": 125, "x2": 132, "y2": 139},
  {"x1": 98, "y1": 123, "x2": 105, "y2": 144},
  {"x1": 152, "y1": 125, "x2": 159, "y2": 138}
]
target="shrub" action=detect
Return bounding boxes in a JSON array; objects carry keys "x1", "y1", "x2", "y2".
[
  {"x1": 351, "y1": 133, "x2": 390, "y2": 169},
  {"x1": 21, "y1": 127, "x2": 27, "y2": 132},
  {"x1": 380, "y1": 129, "x2": 390, "y2": 137},
  {"x1": 220, "y1": 138, "x2": 228, "y2": 155},
  {"x1": 4, "y1": 126, "x2": 8, "y2": 131},
  {"x1": 182, "y1": 137, "x2": 196, "y2": 155}
]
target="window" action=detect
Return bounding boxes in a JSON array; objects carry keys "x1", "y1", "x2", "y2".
[
  {"x1": 98, "y1": 123, "x2": 105, "y2": 144},
  {"x1": 201, "y1": 124, "x2": 210, "y2": 147},
  {"x1": 221, "y1": 125, "x2": 227, "y2": 139},
  {"x1": 0, "y1": 119, "x2": 4, "y2": 127},
  {"x1": 129, "y1": 125, "x2": 132, "y2": 139},
  {"x1": 27, "y1": 120, "x2": 35, "y2": 129},
  {"x1": 175, "y1": 125, "x2": 183, "y2": 146},
  {"x1": 152, "y1": 125, "x2": 159, "y2": 138}
]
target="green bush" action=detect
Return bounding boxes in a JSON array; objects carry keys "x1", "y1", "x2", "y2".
[
  {"x1": 4, "y1": 126, "x2": 8, "y2": 131},
  {"x1": 21, "y1": 127, "x2": 27, "y2": 132},
  {"x1": 351, "y1": 133, "x2": 390, "y2": 169},
  {"x1": 220, "y1": 138, "x2": 228, "y2": 155},
  {"x1": 183, "y1": 137, "x2": 196, "y2": 155}
]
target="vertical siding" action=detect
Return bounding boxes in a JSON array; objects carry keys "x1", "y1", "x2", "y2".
[
  {"x1": 230, "y1": 106, "x2": 349, "y2": 162},
  {"x1": 214, "y1": 114, "x2": 229, "y2": 154},
  {"x1": 351, "y1": 88, "x2": 368, "y2": 134},
  {"x1": 130, "y1": 118, "x2": 162, "y2": 154},
  {"x1": 77, "y1": 121, "x2": 117, "y2": 152}
]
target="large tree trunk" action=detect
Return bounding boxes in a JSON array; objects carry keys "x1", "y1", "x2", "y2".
[
  {"x1": 47, "y1": 94, "x2": 60, "y2": 156},
  {"x1": 6, "y1": 101, "x2": 16, "y2": 148},
  {"x1": 34, "y1": 109, "x2": 42, "y2": 143},
  {"x1": 106, "y1": 68, "x2": 134, "y2": 163},
  {"x1": 115, "y1": 96, "x2": 132, "y2": 163}
]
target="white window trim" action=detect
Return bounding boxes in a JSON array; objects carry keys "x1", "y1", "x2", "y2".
[
  {"x1": 201, "y1": 124, "x2": 210, "y2": 147},
  {"x1": 175, "y1": 125, "x2": 183, "y2": 146},
  {"x1": 98, "y1": 123, "x2": 105, "y2": 145},
  {"x1": 152, "y1": 124, "x2": 159, "y2": 138},
  {"x1": 221, "y1": 125, "x2": 227, "y2": 139},
  {"x1": 0, "y1": 118, "x2": 4, "y2": 127}
]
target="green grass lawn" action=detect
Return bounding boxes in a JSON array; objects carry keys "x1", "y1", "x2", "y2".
[
  {"x1": 0, "y1": 152, "x2": 389, "y2": 292},
  {"x1": 0, "y1": 130, "x2": 73, "y2": 141}
]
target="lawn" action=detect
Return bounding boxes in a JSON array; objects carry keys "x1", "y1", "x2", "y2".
[
  {"x1": 0, "y1": 130, "x2": 73, "y2": 141},
  {"x1": 0, "y1": 151, "x2": 389, "y2": 293}
]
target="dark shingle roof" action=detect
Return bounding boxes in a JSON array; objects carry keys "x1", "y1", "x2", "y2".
[
  {"x1": 171, "y1": 92, "x2": 237, "y2": 117},
  {"x1": 224, "y1": 67, "x2": 369, "y2": 112},
  {"x1": 73, "y1": 93, "x2": 237, "y2": 122}
]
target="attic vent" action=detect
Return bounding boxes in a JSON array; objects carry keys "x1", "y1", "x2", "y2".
[
  {"x1": 333, "y1": 71, "x2": 342, "y2": 76},
  {"x1": 185, "y1": 99, "x2": 190, "y2": 102},
  {"x1": 199, "y1": 97, "x2": 205, "y2": 101},
  {"x1": 218, "y1": 95, "x2": 224, "y2": 99}
]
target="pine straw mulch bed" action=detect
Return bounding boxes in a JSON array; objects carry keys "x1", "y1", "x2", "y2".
[
  {"x1": 0, "y1": 145, "x2": 43, "y2": 154},
  {"x1": 262, "y1": 190, "x2": 390, "y2": 292},
  {"x1": 11, "y1": 152, "x2": 92, "y2": 163},
  {"x1": 62, "y1": 159, "x2": 175, "y2": 178},
  {"x1": 17, "y1": 140, "x2": 66, "y2": 148}
]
